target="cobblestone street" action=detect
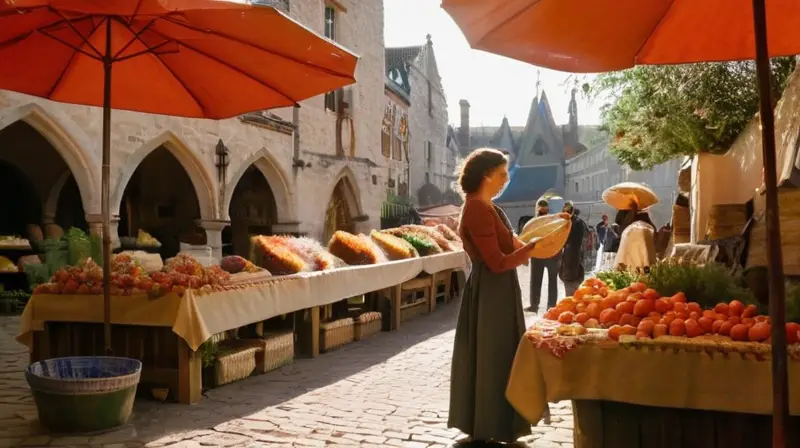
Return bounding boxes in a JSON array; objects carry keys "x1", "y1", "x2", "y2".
[{"x1": 0, "y1": 266, "x2": 573, "y2": 448}]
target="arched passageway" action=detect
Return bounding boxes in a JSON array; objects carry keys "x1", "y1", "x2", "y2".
[
  {"x1": 118, "y1": 146, "x2": 205, "y2": 259},
  {"x1": 224, "y1": 165, "x2": 278, "y2": 257}
]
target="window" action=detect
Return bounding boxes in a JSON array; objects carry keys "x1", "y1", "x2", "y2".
[
  {"x1": 325, "y1": 89, "x2": 340, "y2": 112},
  {"x1": 323, "y1": 6, "x2": 337, "y2": 111},
  {"x1": 392, "y1": 135, "x2": 402, "y2": 161},
  {"x1": 427, "y1": 80, "x2": 433, "y2": 117},
  {"x1": 381, "y1": 129, "x2": 391, "y2": 157},
  {"x1": 575, "y1": 182, "x2": 579, "y2": 193},
  {"x1": 424, "y1": 141, "x2": 433, "y2": 167},
  {"x1": 324, "y1": 6, "x2": 336, "y2": 40},
  {"x1": 425, "y1": 173, "x2": 430, "y2": 184}
]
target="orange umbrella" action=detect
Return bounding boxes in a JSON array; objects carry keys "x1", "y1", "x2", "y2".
[
  {"x1": 0, "y1": 0, "x2": 358, "y2": 354},
  {"x1": 442, "y1": 0, "x2": 792, "y2": 444}
]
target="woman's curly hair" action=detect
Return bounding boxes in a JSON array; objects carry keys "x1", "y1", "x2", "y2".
[{"x1": 456, "y1": 148, "x2": 508, "y2": 197}]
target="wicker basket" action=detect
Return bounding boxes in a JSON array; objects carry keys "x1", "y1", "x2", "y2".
[
  {"x1": 354, "y1": 312, "x2": 383, "y2": 341},
  {"x1": 214, "y1": 346, "x2": 258, "y2": 386},
  {"x1": 320, "y1": 318, "x2": 355, "y2": 352},
  {"x1": 231, "y1": 332, "x2": 294, "y2": 374},
  {"x1": 706, "y1": 203, "x2": 748, "y2": 240},
  {"x1": 401, "y1": 300, "x2": 428, "y2": 323}
]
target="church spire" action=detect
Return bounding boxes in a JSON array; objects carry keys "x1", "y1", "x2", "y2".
[{"x1": 535, "y1": 69, "x2": 541, "y2": 100}]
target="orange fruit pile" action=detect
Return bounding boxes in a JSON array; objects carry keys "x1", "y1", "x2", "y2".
[{"x1": 544, "y1": 278, "x2": 800, "y2": 344}]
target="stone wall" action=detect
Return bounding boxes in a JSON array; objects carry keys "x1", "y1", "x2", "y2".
[
  {"x1": 406, "y1": 43, "x2": 449, "y2": 206},
  {"x1": 0, "y1": 0, "x2": 386, "y2": 253}
]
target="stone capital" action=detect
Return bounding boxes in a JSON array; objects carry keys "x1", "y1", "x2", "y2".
[{"x1": 195, "y1": 219, "x2": 230, "y2": 232}]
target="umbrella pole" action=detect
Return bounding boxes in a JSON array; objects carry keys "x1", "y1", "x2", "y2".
[
  {"x1": 751, "y1": 0, "x2": 789, "y2": 445},
  {"x1": 102, "y1": 18, "x2": 113, "y2": 356}
]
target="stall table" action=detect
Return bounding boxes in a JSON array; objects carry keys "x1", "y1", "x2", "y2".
[
  {"x1": 506, "y1": 337, "x2": 800, "y2": 448},
  {"x1": 17, "y1": 251, "x2": 469, "y2": 404}
]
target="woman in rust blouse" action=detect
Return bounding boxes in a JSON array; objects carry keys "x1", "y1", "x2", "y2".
[{"x1": 448, "y1": 148, "x2": 537, "y2": 444}]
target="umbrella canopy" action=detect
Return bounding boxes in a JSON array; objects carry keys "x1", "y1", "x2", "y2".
[
  {"x1": 0, "y1": 0, "x2": 359, "y2": 118},
  {"x1": 0, "y1": 0, "x2": 359, "y2": 356},
  {"x1": 441, "y1": 0, "x2": 800, "y2": 72},
  {"x1": 442, "y1": 0, "x2": 796, "y2": 444}
]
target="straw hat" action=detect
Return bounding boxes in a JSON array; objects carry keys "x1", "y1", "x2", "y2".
[
  {"x1": 602, "y1": 182, "x2": 659, "y2": 210},
  {"x1": 519, "y1": 214, "x2": 572, "y2": 259}
]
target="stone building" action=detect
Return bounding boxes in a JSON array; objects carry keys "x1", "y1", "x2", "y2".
[
  {"x1": 384, "y1": 35, "x2": 456, "y2": 207},
  {"x1": 0, "y1": 0, "x2": 386, "y2": 259},
  {"x1": 564, "y1": 137, "x2": 681, "y2": 228}
]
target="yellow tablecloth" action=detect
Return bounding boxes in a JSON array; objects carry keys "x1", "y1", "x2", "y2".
[
  {"x1": 17, "y1": 251, "x2": 469, "y2": 351},
  {"x1": 506, "y1": 338, "x2": 800, "y2": 424}
]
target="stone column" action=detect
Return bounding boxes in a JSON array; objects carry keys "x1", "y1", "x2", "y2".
[
  {"x1": 196, "y1": 219, "x2": 230, "y2": 260},
  {"x1": 85, "y1": 214, "x2": 120, "y2": 248}
]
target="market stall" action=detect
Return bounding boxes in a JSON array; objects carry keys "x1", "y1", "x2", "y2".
[
  {"x1": 16, "y1": 224, "x2": 469, "y2": 404},
  {"x1": 506, "y1": 268, "x2": 800, "y2": 447}
]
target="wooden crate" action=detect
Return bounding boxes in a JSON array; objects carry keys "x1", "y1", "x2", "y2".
[
  {"x1": 572, "y1": 400, "x2": 800, "y2": 448},
  {"x1": 30, "y1": 322, "x2": 201, "y2": 404}
]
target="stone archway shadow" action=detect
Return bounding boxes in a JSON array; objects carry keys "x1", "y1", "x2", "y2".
[
  {"x1": 326, "y1": 166, "x2": 364, "y2": 219},
  {"x1": 0, "y1": 102, "x2": 100, "y2": 214},
  {"x1": 110, "y1": 131, "x2": 216, "y2": 219},
  {"x1": 223, "y1": 147, "x2": 296, "y2": 223}
]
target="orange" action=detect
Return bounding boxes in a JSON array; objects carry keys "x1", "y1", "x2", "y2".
[
  {"x1": 654, "y1": 298, "x2": 673, "y2": 314},
  {"x1": 599, "y1": 309, "x2": 620, "y2": 326},
  {"x1": 787, "y1": 322, "x2": 800, "y2": 344},
  {"x1": 728, "y1": 316, "x2": 741, "y2": 326},
  {"x1": 702, "y1": 310, "x2": 717, "y2": 320},
  {"x1": 558, "y1": 311, "x2": 575, "y2": 324},
  {"x1": 633, "y1": 299, "x2": 655, "y2": 317},
  {"x1": 559, "y1": 298, "x2": 578, "y2": 312},
  {"x1": 698, "y1": 316, "x2": 714, "y2": 333},
  {"x1": 685, "y1": 318, "x2": 704, "y2": 338},
  {"x1": 673, "y1": 302, "x2": 687, "y2": 313},
  {"x1": 608, "y1": 325, "x2": 624, "y2": 341},
  {"x1": 718, "y1": 321, "x2": 734, "y2": 336},
  {"x1": 669, "y1": 318, "x2": 686, "y2": 337},
  {"x1": 687, "y1": 302, "x2": 702, "y2": 313},
  {"x1": 729, "y1": 300, "x2": 745, "y2": 317},
  {"x1": 629, "y1": 282, "x2": 647, "y2": 293},
  {"x1": 653, "y1": 323, "x2": 668, "y2": 338},
  {"x1": 716, "y1": 313, "x2": 728, "y2": 322},
  {"x1": 636, "y1": 331, "x2": 650, "y2": 339},
  {"x1": 711, "y1": 319, "x2": 724, "y2": 334},
  {"x1": 730, "y1": 323, "x2": 750, "y2": 341},
  {"x1": 544, "y1": 308, "x2": 560, "y2": 320},
  {"x1": 689, "y1": 311, "x2": 700, "y2": 321},
  {"x1": 748, "y1": 323, "x2": 771, "y2": 342},
  {"x1": 637, "y1": 319, "x2": 655, "y2": 336},
  {"x1": 575, "y1": 303, "x2": 588, "y2": 314},
  {"x1": 616, "y1": 301, "x2": 635, "y2": 315},
  {"x1": 584, "y1": 318, "x2": 600, "y2": 329},
  {"x1": 575, "y1": 312, "x2": 590, "y2": 325},
  {"x1": 642, "y1": 288, "x2": 660, "y2": 301},
  {"x1": 742, "y1": 304, "x2": 758, "y2": 318},
  {"x1": 626, "y1": 293, "x2": 643, "y2": 303},
  {"x1": 619, "y1": 313, "x2": 635, "y2": 326},
  {"x1": 714, "y1": 303, "x2": 730, "y2": 316},
  {"x1": 621, "y1": 325, "x2": 637, "y2": 336},
  {"x1": 671, "y1": 292, "x2": 687, "y2": 303},
  {"x1": 648, "y1": 311, "x2": 662, "y2": 321},
  {"x1": 586, "y1": 302, "x2": 602, "y2": 319},
  {"x1": 741, "y1": 317, "x2": 755, "y2": 326},
  {"x1": 574, "y1": 287, "x2": 593, "y2": 300}
]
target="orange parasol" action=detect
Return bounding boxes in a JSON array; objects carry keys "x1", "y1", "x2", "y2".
[
  {"x1": 442, "y1": 0, "x2": 794, "y2": 444},
  {"x1": 0, "y1": 0, "x2": 358, "y2": 355}
]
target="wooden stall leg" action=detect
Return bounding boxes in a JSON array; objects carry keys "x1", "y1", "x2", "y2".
[
  {"x1": 392, "y1": 284, "x2": 402, "y2": 331},
  {"x1": 443, "y1": 270, "x2": 453, "y2": 303},
  {"x1": 296, "y1": 306, "x2": 320, "y2": 358},
  {"x1": 177, "y1": 340, "x2": 202, "y2": 405},
  {"x1": 30, "y1": 324, "x2": 51, "y2": 364},
  {"x1": 429, "y1": 273, "x2": 438, "y2": 313}
]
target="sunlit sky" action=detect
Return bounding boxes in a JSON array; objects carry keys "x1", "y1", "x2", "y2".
[{"x1": 383, "y1": 0, "x2": 604, "y2": 128}]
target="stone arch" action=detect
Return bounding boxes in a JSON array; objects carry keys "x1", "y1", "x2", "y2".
[
  {"x1": 327, "y1": 167, "x2": 363, "y2": 218},
  {"x1": 223, "y1": 147, "x2": 295, "y2": 223},
  {"x1": 43, "y1": 170, "x2": 72, "y2": 219},
  {"x1": 111, "y1": 131, "x2": 216, "y2": 219},
  {"x1": 0, "y1": 102, "x2": 100, "y2": 214}
]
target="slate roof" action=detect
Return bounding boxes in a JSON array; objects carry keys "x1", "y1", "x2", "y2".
[
  {"x1": 495, "y1": 165, "x2": 559, "y2": 203},
  {"x1": 386, "y1": 46, "x2": 423, "y2": 70}
]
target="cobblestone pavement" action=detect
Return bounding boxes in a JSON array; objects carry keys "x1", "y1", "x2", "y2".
[{"x1": 0, "y1": 266, "x2": 573, "y2": 448}]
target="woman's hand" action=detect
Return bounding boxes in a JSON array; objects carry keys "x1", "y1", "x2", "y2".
[{"x1": 522, "y1": 239, "x2": 537, "y2": 257}]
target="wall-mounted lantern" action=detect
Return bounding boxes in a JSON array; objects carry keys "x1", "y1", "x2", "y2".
[{"x1": 215, "y1": 139, "x2": 230, "y2": 184}]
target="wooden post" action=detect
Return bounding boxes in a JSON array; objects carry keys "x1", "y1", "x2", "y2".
[
  {"x1": 392, "y1": 283, "x2": 402, "y2": 331},
  {"x1": 429, "y1": 272, "x2": 438, "y2": 313},
  {"x1": 296, "y1": 306, "x2": 320, "y2": 358},
  {"x1": 177, "y1": 340, "x2": 202, "y2": 405}
]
